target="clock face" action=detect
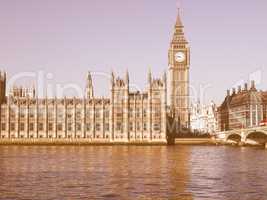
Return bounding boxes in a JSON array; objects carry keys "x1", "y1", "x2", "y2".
[{"x1": 175, "y1": 52, "x2": 186, "y2": 63}]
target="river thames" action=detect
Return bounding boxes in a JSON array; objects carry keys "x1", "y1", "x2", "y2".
[{"x1": 0, "y1": 145, "x2": 266, "y2": 200}]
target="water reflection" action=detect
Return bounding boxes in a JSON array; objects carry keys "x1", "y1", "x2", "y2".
[
  {"x1": 0, "y1": 146, "x2": 193, "y2": 200},
  {"x1": 188, "y1": 146, "x2": 267, "y2": 200},
  {"x1": 0, "y1": 146, "x2": 266, "y2": 199}
]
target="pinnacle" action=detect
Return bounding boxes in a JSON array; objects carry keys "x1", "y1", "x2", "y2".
[{"x1": 175, "y1": 8, "x2": 183, "y2": 27}]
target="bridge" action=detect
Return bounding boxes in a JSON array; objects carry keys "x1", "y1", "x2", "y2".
[{"x1": 214, "y1": 126, "x2": 267, "y2": 147}]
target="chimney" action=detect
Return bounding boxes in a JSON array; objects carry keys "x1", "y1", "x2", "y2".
[
  {"x1": 244, "y1": 83, "x2": 248, "y2": 91},
  {"x1": 238, "y1": 86, "x2": 242, "y2": 93},
  {"x1": 227, "y1": 90, "x2": 230, "y2": 96}
]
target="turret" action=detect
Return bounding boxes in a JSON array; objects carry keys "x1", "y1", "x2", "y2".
[
  {"x1": 85, "y1": 71, "x2": 94, "y2": 99},
  {"x1": 125, "y1": 69, "x2": 129, "y2": 88},
  {"x1": 148, "y1": 68, "x2": 152, "y2": 88},
  {"x1": 244, "y1": 83, "x2": 248, "y2": 91},
  {"x1": 232, "y1": 88, "x2": 236, "y2": 95},
  {"x1": 227, "y1": 90, "x2": 230, "y2": 96},
  {"x1": 162, "y1": 71, "x2": 167, "y2": 89},
  {"x1": 112, "y1": 71, "x2": 129, "y2": 96},
  {"x1": 111, "y1": 70, "x2": 115, "y2": 88},
  {"x1": 250, "y1": 80, "x2": 257, "y2": 91}
]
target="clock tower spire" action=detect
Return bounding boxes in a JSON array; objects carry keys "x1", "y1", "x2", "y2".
[
  {"x1": 175, "y1": 8, "x2": 183, "y2": 27},
  {"x1": 168, "y1": 8, "x2": 190, "y2": 130}
]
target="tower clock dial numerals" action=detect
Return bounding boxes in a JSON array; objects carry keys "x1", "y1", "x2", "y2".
[{"x1": 175, "y1": 52, "x2": 186, "y2": 63}]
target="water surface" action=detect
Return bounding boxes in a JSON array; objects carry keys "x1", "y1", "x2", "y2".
[{"x1": 0, "y1": 145, "x2": 266, "y2": 200}]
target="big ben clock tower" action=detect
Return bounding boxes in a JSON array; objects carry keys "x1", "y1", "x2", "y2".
[{"x1": 168, "y1": 9, "x2": 190, "y2": 129}]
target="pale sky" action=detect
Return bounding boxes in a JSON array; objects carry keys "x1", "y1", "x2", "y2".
[{"x1": 1, "y1": 0, "x2": 267, "y2": 104}]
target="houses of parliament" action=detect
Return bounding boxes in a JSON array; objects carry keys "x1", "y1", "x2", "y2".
[{"x1": 0, "y1": 10, "x2": 190, "y2": 144}]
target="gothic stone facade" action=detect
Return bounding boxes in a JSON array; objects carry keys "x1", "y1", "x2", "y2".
[
  {"x1": 0, "y1": 71, "x2": 167, "y2": 143},
  {"x1": 0, "y1": 10, "x2": 190, "y2": 143}
]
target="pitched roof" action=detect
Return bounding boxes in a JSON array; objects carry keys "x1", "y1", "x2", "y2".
[{"x1": 219, "y1": 89, "x2": 266, "y2": 110}]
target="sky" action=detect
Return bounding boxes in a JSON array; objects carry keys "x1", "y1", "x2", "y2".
[{"x1": 0, "y1": 0, "x2": 267, "y2": 104}]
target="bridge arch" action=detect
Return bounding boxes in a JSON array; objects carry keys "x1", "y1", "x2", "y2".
[
  {"x1": 245, "y1": 131, "x2": 267, "y2": 145},
  {"x1": 226, "y1": 133, "x2": 242, "y2": 143}
]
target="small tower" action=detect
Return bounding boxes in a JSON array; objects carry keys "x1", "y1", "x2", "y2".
[
  {"x1": 163, "y1": 71, "x2": 167, "y2": 89},
  {"x1": 0, "y1": 71, "x2": 6, "y2": 104},
  {"x1": 148, "y1": 67, "x2": 152, "y2": 88},
  {"x1": 111, "y1": 71, "x2": 129, "y2": 139},
  {"x1": 85, "y1": 71, "x2": 94, "y2": 99},
  {"x1": 111, "y1": 70, "x2": 115, "y2": 87},
  {"x1": 125, "y1": 69, "x2": 129, "y2": 89}
]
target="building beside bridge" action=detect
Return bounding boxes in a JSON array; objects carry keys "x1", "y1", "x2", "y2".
[{"x1": 217, "y1": 81, "x2": 267, "y2": 131}]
